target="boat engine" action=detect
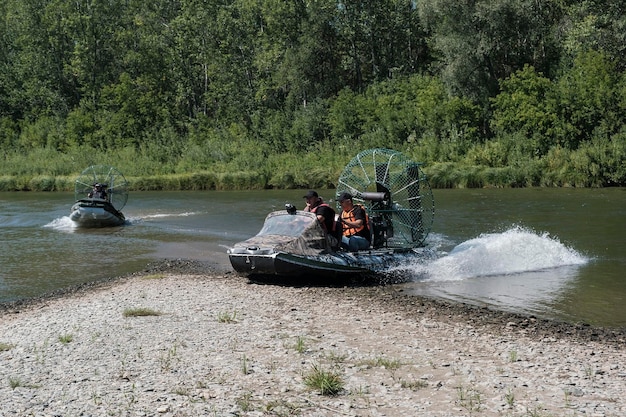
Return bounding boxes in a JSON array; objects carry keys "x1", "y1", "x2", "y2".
[{"x1": 360, "y1": 191, "x2": 393, "y2": 248}]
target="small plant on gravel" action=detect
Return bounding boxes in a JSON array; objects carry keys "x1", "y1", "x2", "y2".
[
  {"x1": 173, "y1": 386, "x2": 190, "y2": 396},
  {"x1": 525, "y1": 406, "x2": 553, "y2": 417},
  {"x1": 34, "y1": 339, "x2": 49, "y2": 364},
  {"x1": 58, "y1": 333, "x2": 73, "y2": 344},
  {"x1": 509, "y1": 350, "x2": 518, "y2": 362},
  {"x1": 325, "y1": 350, "x2": 347, "y2": 364},
  {"x1": 159, "y1": 343, "x2": 181, "y2": 371},
  {"x1": 91, "y1": 389, "x2": 103, "y2": 405},
  {"x1": 217, "y1": 310, "x2": 238, "y2": 323},
  {"x1": 294, "y1": 336, "x2": 306, "y2": 353},
  {"x1": 505, "y1": 388, "x2": 515, "y2": 408},
  {"x1": 8, "y1": 377, "x2": 38, "y2": 389},
  {"x1": 361, "y1": 356, "x2": 402, "y2": 370},
  {"x1": 351, "y1": 384, "x2": 370, "y2": 396},
  {"x1": 0, "y1": 342, "x2": 13, "y2": 351},
  {"x1": 123, "y1": 307, "x2": 162, "y2": 317},
  {"x1": 456, "y1": 383, "x2": 483, "y2": 414},
  {"x1": 264, "y1": 399, "x2": 301, "y2": 416},
  {"x1": 400, "y1": 378, "x2": 428, "y2": 390},
  {"x1": 241, "y1": 354, "x2": 250, "y2": 375},
  {"x1": 124, "y1": 383, "x2": 137, "y2": 408},
  {"x1": 236, "y1": 391, "x2": 254, "y2": 412},
  {"x1": 563, "y1": 390, "x2": 572, "y2": 408},
  {"x1": 9, "y1": 377, "x2": 23, "y2": 389},
  {"x1": 303, "y1": 363, "x2": 344, "y2": 396},
  {"x1": 141, "y1": 273, "x2": 165, "y2": 280}
]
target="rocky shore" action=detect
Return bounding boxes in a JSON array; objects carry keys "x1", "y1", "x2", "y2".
[{"x1": 1, "y1": 260, "x2": 625, "y2": 417}]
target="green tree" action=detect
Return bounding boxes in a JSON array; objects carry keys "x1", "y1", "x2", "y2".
[
  {"x1": 274, "y1": 0, "x2": 342, "y2": 109},
  {"x1": 1, "y1": 0, "x2": 76, "y2": 121},
  {"x1": 491, "y1": 65, "x2": 559, "y2": 156},
  {"x1": 419, "y1": 0, "x2": 564, "y2": 103},
  {"x1": 552, "y1": 50, "x2": 620, "y2": 149},
  {"x1": 562, "y1": 1, "x2": 626, "y2": 72},
  {"x1": 64, "y1": 0, "x2": 127, "y2": 111},
  {"x1": 336, "y1": 0, "x2": 428, "y2": 91}
]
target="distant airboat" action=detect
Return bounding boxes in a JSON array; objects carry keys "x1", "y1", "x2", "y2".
[{"x1": 69, "y1": 165, "x2": 129, "y2": 228}]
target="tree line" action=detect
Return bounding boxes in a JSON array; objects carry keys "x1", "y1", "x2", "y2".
[{"x1": 0, "y1": 0, "x2": 624, "y2": 190}]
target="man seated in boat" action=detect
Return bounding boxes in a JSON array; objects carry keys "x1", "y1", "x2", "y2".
[
  {"x1": 303, "y1": 190, "x2": 340, "y2": 249},
  {"x1": 338, "y1": 192, "x2": 371, "y2": 252},
  {"x1": 88, "y1": 183, "x2": 108, "y2": 200}
]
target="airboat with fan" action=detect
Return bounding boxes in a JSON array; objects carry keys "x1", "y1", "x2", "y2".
[
  {"x1": 228, "y1": 149, "x2": 435, "y2": 278},
  {"x1": 69, "y1": 165, "x2": 129, "y2": 227}
]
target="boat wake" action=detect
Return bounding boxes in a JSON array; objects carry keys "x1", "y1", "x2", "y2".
[
  {"x1": 124, "y1": 212, "x2": 200, "y2": 224},
  {"x1": 43, "y1": 216, "x2": 77, "y2": 232},
  {"x1": 140, "y1": 212, "x2": 199, "y2": 219},
  {"x1": 391, "y1": 226, "x2": 588, "y2": 281}
]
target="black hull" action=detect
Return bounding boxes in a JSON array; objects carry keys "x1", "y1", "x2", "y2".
[{"x1": 229, "y1": 248, "x2": 417, "y2": 279}]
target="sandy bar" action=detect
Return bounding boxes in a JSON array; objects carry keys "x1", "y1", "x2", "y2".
[{"x1": 1, "y1": 261, "x2": 625, "y2": 416}]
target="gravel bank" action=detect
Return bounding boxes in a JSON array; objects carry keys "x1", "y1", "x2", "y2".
[{"x1": 1, "y1": 261, "x2": 625, "y2": 417}]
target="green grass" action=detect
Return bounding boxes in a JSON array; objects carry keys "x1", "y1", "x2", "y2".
[
  {"x1": 456, "y1": 383, "x2": 483, "y2": 414},
  {"x1": 2, "y1": 136, "x2": 622, "y2": 192},
  {"x1": 58, "y1": 334, "x2": 73, "y2": 344},
  {"x1": 217, "y1": 310, "x2": 238, "y2": 323},
  {"x1": 236, "y1": 391, "x2": 254, "y2": 412},
  {"x1": 123, "y1": 307, "x2": 162, "y2": 317},
  {"x1": 303, "y1": 364, "x2": 344, "y2": 396},
  {"x1": 505, "y1": 388, "x2": 515, "y2": 408},
  {"x1": 294, "y1": 336, "x2": 306, "y2": 353},
  {"x1": 140, "y1": 273, "x2": 166, "y2": 280},
  {"x1": 263, "y1": 399, "x2": 301, "y2": 416},
  {"x1": 400, "y1": 379, "x2": 428, "y2": 390},
  {"x1": 360, "y1": 356, "x2": 402, "y2": 370},
  {"x1": 0, "y1": 342, "x2": 14, "y2": 352},
  {"x1": 8, "y1": 377, "x2": 39, "y2": 390},
  {"x1": 9, "y1": 377, "x2": 23, "y2": 389},
  {"x1": 241, "y1": 354, "x2": 250, "y2": 375}
]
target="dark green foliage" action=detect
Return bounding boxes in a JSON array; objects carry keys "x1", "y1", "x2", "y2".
[{"x1": 0, "y1": 0, "x2": 624, "y2": 188}]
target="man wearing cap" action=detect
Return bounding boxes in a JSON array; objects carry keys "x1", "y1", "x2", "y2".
[
  {"x1": 338, "y1": 192, "x2": 371, "y2": 251},
  {"x1": 303, "y1": 191, "x2": 338, "y2": 246},
  {"x1": 88, "y1": 183, "x2": 108, "y2": 200}
]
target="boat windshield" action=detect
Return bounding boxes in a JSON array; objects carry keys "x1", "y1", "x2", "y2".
[{"x1": 257, "y1": 212, "x2": 315, "y2": 237}]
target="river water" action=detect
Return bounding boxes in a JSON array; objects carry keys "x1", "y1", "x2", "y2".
[{"x1": 1, "y1": 188, "x2": 624, "y2": 328}]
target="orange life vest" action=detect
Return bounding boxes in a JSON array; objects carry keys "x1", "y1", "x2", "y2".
[{"x1": 341, "y1": 204, "x2": 369, "y2": 237}]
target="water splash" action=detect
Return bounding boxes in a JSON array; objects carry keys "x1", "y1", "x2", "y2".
[
  {"x1": 43, "y1": 216, "x2": 77, "y2": 231},
  {"x1": 396, "y1": 226, "x2": 588, "y2": 281}
]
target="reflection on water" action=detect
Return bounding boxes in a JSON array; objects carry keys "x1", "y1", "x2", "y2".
[{"x1": 1, "y1": 189, "x2": 625, "y2": 328}]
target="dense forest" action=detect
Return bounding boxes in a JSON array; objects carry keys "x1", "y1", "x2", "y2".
[{"x1": 1, "y1": 0, "x2": 625, "y2": 190}]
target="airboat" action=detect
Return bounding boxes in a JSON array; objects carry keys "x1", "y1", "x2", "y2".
[
  {"x1": 228, "y1": 149, "x2": 435, "y2": 278},
  {"x1": 69, "y1": 165, "x2": 129, "y2": 228}
]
